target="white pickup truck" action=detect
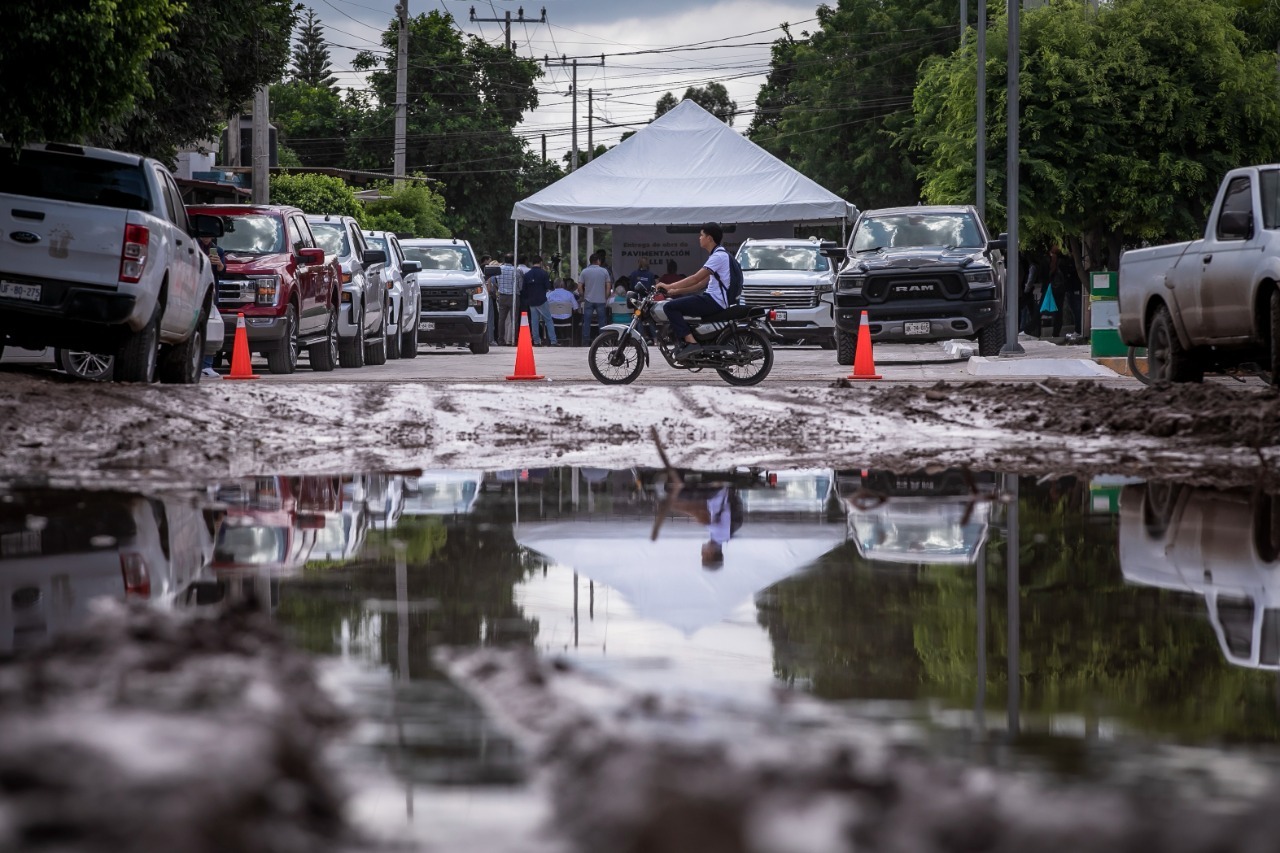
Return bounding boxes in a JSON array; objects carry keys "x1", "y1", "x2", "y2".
[
  {"x1": 1118, "y1": 165, "x2": 1280, "y2": 385},
  {"x1": 0, "y1": 142, "x2": 217, "y2": 383}
]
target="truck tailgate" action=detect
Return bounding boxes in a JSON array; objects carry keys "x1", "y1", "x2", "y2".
[{"x1": 0, "y1": 196, "x2": 132, "y2": 290}]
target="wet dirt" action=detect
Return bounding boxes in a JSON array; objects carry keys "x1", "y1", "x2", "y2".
[{"x1": 0, "y1": 373, "x2": 1277, "y2": 492}]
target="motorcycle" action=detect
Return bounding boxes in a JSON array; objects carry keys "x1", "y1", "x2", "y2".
[{"x1": 587, "y1": 286, "x2": 777, "y2": 386}]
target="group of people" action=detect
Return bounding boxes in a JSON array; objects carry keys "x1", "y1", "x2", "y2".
[
  {"x1": 479, "y1": 251, "x2": 688, "y2": 348},
  {"x1": 1019, "y1": 244, "x2": 1083, "y2": 339}
]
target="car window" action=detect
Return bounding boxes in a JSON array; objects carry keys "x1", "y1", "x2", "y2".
[
  {"x1": 154, "y1": 168, "x2": 178, "y2": 222},
  {"x1": 310, "y1": 221, "x2": 349, "y2": 257},
  {"x1": 1217, "y1": 176, "x2": 1252, "y2": 241},
  {"x1": 211, "y1": 214, "x2": 286, "y2": 254},
  {"x1": 852, "y1": 213, "x2": 983, "y2": 251},
  {"x1": 0, "y1": 149, "x2": 153, "y2": 210},
  {"x1": 737, "y1": 245, "x2": 828, "y2": 272},
  {"x1": 402, "y1": 245, "x2": 476, "y2": 271},
  {"x1": 349, "y1": 225, "x2": 368, "y2": 258},
  {"x1": 1261, "y1": 170, "x2": 1280, "y2": 231},
  {"x1": 286, "y1": 217, "x2": 306, "y2": 253},
  {"x1": 162, "y1": 172, "x2": 191, "y2": 232}
]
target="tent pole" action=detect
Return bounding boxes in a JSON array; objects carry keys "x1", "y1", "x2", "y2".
[
  {"x1": 587, "y1": 227, "x2": 594, "y2": 267},
  {"x1": 571, "y1": 226, "x2": 580, "y2": 281},
  {"x1": 513, "y1": 219, "x2": 520, "y2": 339}
]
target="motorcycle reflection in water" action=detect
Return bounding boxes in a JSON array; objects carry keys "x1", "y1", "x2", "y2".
[{"x1": 587, "y1": 284, "x2": 778, "y2": 385}]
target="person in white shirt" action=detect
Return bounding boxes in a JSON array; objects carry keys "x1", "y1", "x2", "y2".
[
  {"x1": 655, "y1": 222, "x2": 732, "y2": 360},
  {"x1": 546, "y1": 279, "x2": 579, "y2": 346}
]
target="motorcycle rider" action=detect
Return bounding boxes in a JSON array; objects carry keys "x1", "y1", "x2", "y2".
[{"x1": 655, "y1": 222, "x2": 731, "y2": 360}]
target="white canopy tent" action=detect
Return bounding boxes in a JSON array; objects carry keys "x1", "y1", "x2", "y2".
[
  {"x1": 512, "y1": 100, "x2": 855, "y2": 227},
  {"x1": 516, "y1": 519, "x2": 845, "y2": 636}
]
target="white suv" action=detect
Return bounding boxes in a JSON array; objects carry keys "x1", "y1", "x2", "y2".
[
  {"x1": 735, "y1": 237, "x2": 836, "y2": 348},
  {"x1": 363, "y1": 230, "x2": 421, "y2": 360},
  {"x1": 401, "y1": 238, "x2": 490, "y2": 354}
]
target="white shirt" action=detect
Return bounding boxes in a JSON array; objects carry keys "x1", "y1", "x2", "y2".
[{"x1": 703, "y1": 247, "x2": 732, "y2": 309}]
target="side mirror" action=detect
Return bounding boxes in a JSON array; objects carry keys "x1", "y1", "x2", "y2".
[
  {"x1": 819, "y1": 242, "x2": 848, "y2": 266},
  {"x1": 484, "y1": 264, "x2": 502, "y2": 279},
  {"x1": 986, "y1": 233, "x2": 1008, "y2": 253},
  {"x1": 191, "y1": 214, "x2": 224, "y2": 239},
  {"x1": 362, "y1": 248, "x2": 387, "y2": 266},
  {"x1": 400, "y1": 260, "x2": 421, "y2": 275},
  {"x1": 298, "y1": 247, "x2": 326, "y2": 266},
  {"x1": 1218, "y1": 210, "x2": 1253, "y2": 241}
]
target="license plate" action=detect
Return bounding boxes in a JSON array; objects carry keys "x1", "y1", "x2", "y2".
[
  {"x1": 904, "y1": 321, "x2": 930, "y2": 335},
  {"x1": 424, "y1": 321, "x2": 435, "y2": 331},
  {"x1": 0, "y1": 280, "x2": 41, "y2": 302},
  {"x1": 773, "y1": 310, "x2": 788, "y2": 321}
]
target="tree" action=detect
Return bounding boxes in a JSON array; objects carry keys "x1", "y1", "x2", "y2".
[
  {"x1": 93, "y1": 0, "x2": 297, "y2": 161},
  {"x1": 350, "y1": 11, "x2": 543, "y2": 252},
  {"x1": 910, "y1": 0, "x2": 1280, "y2": 276},
  {"x1": 748, "y1": 0, "x2": 960, "y2": 209},
  {"x1": 270, "y1": 172, "x2": 365, "y2": 223},
  {"x1": 363, "y1": 180, "x2": 451, "y2": 237},
  {"x1": 654, "y1": 83, "x2": 737, "y2": 125},
  {"x1": 0, "y1": 0, "x2": 178, "y2": 151},
  {"x1": 270, "y1": 80, "x2": 362, "y2": 167},
  {"x1": 292, "y1": 7, "x2": 338, "y2": 91}
]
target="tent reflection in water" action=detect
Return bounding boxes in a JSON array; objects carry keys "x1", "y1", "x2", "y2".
[{"x1": 516, "y1": 519, "x2": 845, "y2": 636}]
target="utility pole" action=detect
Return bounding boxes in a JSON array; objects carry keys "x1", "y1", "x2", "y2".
[
  {"x1": 976, "y1": 0, "x2": 987, "y2": 216},
  {"x1": 394, "y1": 0, "x2": 408, "y2": 186},
  {"x1": 251, "y1": 86, "x2": 269, "y2": 203},
  {"x1": 470, "y1": 5, "x2": 545, "y2": 51},
  {"x1": 1000, "y1": 0, "x2": 1024, "y2": 355},
  {"x1": 544, "y1": 54, "x2": 604, "y2": 279}
]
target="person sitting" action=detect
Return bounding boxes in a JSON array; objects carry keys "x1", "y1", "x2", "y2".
[
  {"x1": 610, "y1": 280, "x2": 631, "y2": 324},
  {"x1": 655, "y1": 222, "x2": 733, "y2": 360},
  {"x1": 546, "y1": 278, "x2": 579, "y2": 346}
]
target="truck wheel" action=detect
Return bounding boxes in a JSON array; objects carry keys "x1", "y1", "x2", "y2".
[
  {"x1": 266, "y1": 304, "x2": 299, "y2": 375},
  {"x1": 113, "y1": 304, "x2": 160, "y2": 383},
  {"x1": 400, "y1": 298, "x2": 419, "y2": 359},
  {"x1": 1147, "y1": 305, "x2": 1202, "y2": 383},
  {"x1": 386, "y1": 325, "x2": 401, "y2": 360},
  {"x1": 339, "y1": 307, "x2": 365, "y2": 368},
  {"x1": 835, "y1": 328, "x2": 856, "y2": 366},
  {"x1": 977, "y1": 321, "x2": 1005, "y2": 357},
  {"x1": 1268, "y1": 289, "x2": 1279, "y2": 387},
  {"x1": 469, "y1": 339, "x2": 490, "y2": 354},
  {"x1": 158, "y1": 309, "x2": 206, "y2": 384},
  {"x1": 1256, "y1": 491, "x2": 1280, "y2": 562},
  {"x1": 57, "y1": 349, "x2": 114, "y2": 381},
  {"x1": 365, "y1": 304, "x2": 388, "y2": 366},
  {"x1": 308, "y1": 307, "x2": 339, "y2": 372}
]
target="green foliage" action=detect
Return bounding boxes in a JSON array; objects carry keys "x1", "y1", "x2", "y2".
[
  {"x1": 654, "y1": 84, "x2": 737, "y2": 125},
  {"x1": 292, "y1": 7, "x2": 337, "y2": 91},
  {"x1": 748, "y1": 0, "x2": 961, "y2": 208},
  {"x1": 270, "y1": 172, "x2": 365, "y2": 222},
  {"x1": 0, "y1": 0, "x2": 177, "y2": 151},
  {"x1": 363, "y1": 180, "x2": 451, "y2": 237},
  {"x1": 910, "y1": 0, "x2": 1280, "y2": 271},
  {"x1": 93, "y1": 0, "x2": 297, "y2": 161},
  {"x1": 270, "y1": 80, "x2": 362, "y2": 167},
  {"x1": 348, "y1": 10, "x2": 543, "y2": 251}
]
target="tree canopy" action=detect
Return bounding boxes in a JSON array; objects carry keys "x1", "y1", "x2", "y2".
[
  {"x1": 654, "y1": 83, "x2": 738, "y2": 125},
  {"x1": 0, "y1": 0, "x2": 177, "y2": 152},
  {"x1": 270, "y1": 173, "x2": 366, "y2": 223}
]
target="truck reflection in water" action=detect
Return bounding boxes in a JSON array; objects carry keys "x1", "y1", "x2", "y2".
[
  {"x1": 210, "y1": 475, "x2": 341, "y2": 574},
  {"x1": 0, "y1": 490, "x2": 213, "y2": 654},
  {"x1": 1120, "y1": 482, "x2": 1280, "y2": 669},
  {"x1": 838, "y1": 469, "x2": 998, "y2": 566}
]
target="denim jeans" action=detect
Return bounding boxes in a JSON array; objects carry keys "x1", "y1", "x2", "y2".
[
  {"x1": 581, "y1": 301, "x2": 609, "y2": 345},
  {"x1": 528, "y1": 302, "x2": 557, "y2": 344}
]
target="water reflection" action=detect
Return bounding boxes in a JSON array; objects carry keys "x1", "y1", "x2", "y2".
[{"x1": 4, "y1": 470, "x2": 1280, "y2": 815}]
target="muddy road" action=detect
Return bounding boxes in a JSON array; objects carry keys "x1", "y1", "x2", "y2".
[{"x1": 0, "y1": 371, "x2": 1276, "y2": 491}]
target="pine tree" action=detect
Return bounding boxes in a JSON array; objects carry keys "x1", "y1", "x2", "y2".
[{"x1": 292, "y1": 7, "x2": 337, "y2": 91}]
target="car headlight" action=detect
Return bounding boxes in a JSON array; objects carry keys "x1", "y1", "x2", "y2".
[
  {"x1": 253, "y1": 275, "x2": 281, "y2": 306},
  {"x1": 836, "y1": 275, "x2": 865, "y2": 294},
  {"x1": 964, "y1": 269, "x2": 995, "y2": 284}
]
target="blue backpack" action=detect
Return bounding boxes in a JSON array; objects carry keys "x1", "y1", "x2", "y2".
[{"x1": 711, "y1": 246, "x2": 744, "y2": 304}]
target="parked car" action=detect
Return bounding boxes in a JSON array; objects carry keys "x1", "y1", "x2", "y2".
[
  {"x1": 822, "y1": 206, "x2": 1007, "y2": 363},
  {"x1": 0, "y1": 142, "x2": 218, "y2": 383},
  {"x1": 208, "y1": 475, "x2": 342, "y2": 575},
  {"x1": 1118, "y1": 165, "x2": 1280, "y2": 385},
  {"x1": 1, "y1": 310, "x2": 221, "y2": 380},
  {"x1": 186, "y1": 204, "x2": 342, "y2": 374},
  {"x1": 363, "y1": 229, "x2": 421, "y2": 360},
  {"x1": 307, "y1": 214, "x2": 388, "y2": 368},
  {"x1": 401, "y1": 238, "x2": 490, "y2": 353},
  {"x1": 735, "y1": 238, "x2": 836, "y2": 348}
]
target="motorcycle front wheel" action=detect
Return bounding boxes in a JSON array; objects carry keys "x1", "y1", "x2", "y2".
[
  {"x1": 588, "y1": 329, "x2": 645, "y2": 385},
  {"x1": 716, "y1": 327, "x2": 773, "y2": 386}
]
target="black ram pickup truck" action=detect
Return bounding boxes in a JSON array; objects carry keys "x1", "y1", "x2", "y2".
[{"x1": 823, "y1": 205, "x2": 1008, "y2": 364}]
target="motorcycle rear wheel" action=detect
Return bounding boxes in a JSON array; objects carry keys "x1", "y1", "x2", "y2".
[
  {"x1": 715, "y1": 328, "x2": 773, "y2": 386},
  {"x1": 588, "y1": 329, "x2": 645, "y2": 385}
]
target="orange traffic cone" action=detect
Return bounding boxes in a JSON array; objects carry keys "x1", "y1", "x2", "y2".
[
  {"x1": 846, "y1": 310, "x2": 882, "y2": 381},
  {"x1": 506, "y1": 312, "x2": 545, "y2": 381},
  {"x1": 224, "y1": 312, "x2": 260, "y2": 380}
]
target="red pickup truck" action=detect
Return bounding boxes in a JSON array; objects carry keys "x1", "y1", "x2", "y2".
[{"x1": 186, "y1": 204, "x2": 342, "y2": 374}]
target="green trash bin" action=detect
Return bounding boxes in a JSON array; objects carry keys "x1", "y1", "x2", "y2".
[{"x1": 1089, "y1": 271, "x2": 1126, "y2": 358}]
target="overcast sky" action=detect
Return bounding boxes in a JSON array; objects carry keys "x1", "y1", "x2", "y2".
[{"x1": 311, "y1": 0, "x2": 820, "y2": 165}]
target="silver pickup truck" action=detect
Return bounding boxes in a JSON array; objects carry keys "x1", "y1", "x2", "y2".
[{"x1": 1118, "y1": 165, "x2": 1280, "y2": 385}]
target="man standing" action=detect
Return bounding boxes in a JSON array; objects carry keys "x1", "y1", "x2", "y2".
[
  {"x1": 578, "y1": 253, "x2": 611, "y2": 346},
  {"x1": 521, "y1": 255, "x2": 556, "y2": 346},
  {"x1": 495, "y1": 253, "x2": 522, "y2": 346},
  {"x1": 628, "y1": 257, "x2": 655, "y2": 292},
  {"x1": 656, "y1": 222, "x2": 731, "y2": 360}
]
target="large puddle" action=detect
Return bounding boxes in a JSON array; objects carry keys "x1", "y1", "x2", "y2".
[{"x1": 4, "y1": 467, "x2": 1280, "y2": 842}]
